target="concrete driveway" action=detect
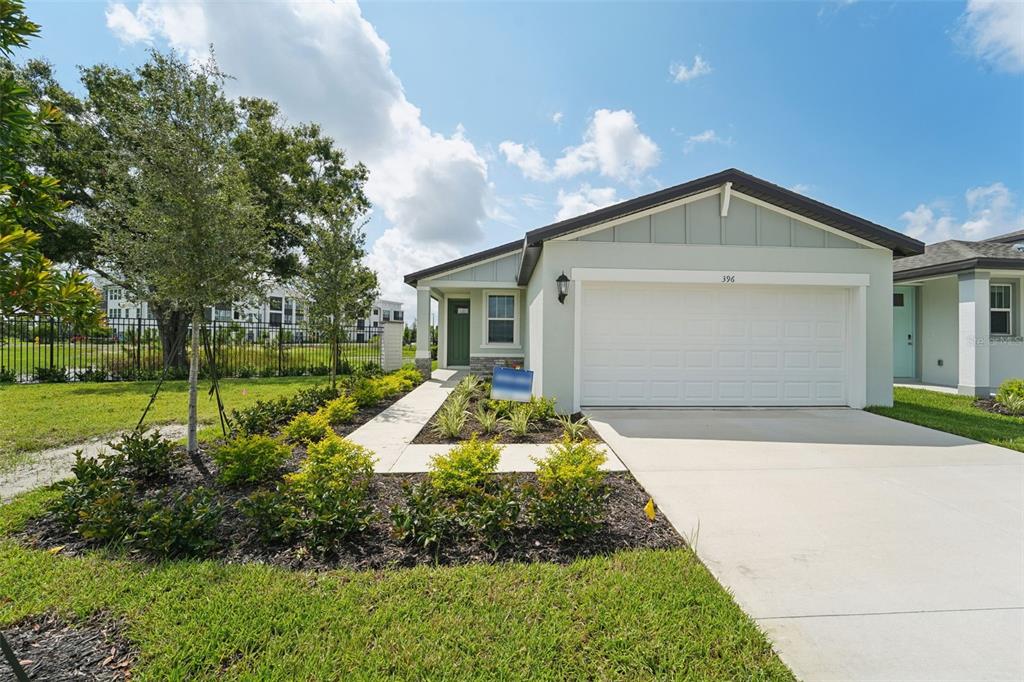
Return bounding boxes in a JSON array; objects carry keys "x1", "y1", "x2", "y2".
[{"x1": 587, "y1": 408, "x2": 1024, "y2": 681}]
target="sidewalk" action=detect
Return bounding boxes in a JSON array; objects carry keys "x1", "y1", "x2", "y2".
[{"x1": 348, "y1": 369, "x2": 625, "y2": 473}]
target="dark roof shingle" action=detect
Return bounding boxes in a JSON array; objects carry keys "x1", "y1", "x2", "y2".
[{"x1": 893, "y1": 239, "x2": 1024, "y2": 280}]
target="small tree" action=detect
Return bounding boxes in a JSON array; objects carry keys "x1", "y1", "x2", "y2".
[
  {"x1": 0, "y1": 1, "x2": 101, "y2": 327},
  {"x1": 300, "y1": 202, "x2": 377, "y2": 390},
  {"x1": 94, "y1": 52, "x2": 269, "y2": 464}
]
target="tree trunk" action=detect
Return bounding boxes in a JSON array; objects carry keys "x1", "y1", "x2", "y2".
[
  {"x1": 187, "y1": 310, "x2": 201, "y2": 454},
  {"x1": 330, "y1": 325, "x2": 338, "y2": 391},
  {"x1": 186, "y1": 310, "x2": 212, "y2": 480},
  {"x1": 152, "y1": 304, "x2": 189, "y2": 374}
]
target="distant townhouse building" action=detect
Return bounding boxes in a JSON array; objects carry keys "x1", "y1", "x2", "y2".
[{"x1": 94, "y1": 276, "x2": 401, "y2": 340}]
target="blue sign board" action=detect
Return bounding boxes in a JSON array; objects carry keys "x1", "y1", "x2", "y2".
[{"x1": 491, "y1": 366, "x2": 534, "y2": 402}]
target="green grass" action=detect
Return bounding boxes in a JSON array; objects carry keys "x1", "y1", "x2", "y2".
[
  {"x1": 867, "y1": 387, "x2": 1024, "y2": 453},
  {"x1": 0, "y1": 489, "x2": 793, "y2": 681},
  {"x1": 0, "y1": 376, "x2": 328, "y2": 471}
]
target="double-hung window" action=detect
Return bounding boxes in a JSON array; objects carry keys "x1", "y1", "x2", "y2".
[
  {"x1": 991, "y1": 284, "x2": 1012, "y2": 335},
  {"x1": 486, "y1": 293, "x2": 516, "y2": 345}
]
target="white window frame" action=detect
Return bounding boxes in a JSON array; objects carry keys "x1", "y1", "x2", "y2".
[
  {"x1": 482, "y1": 289, "x2": 520, "y2": 348},
  {"x1": 991, "y1": 283, "x2": 1012, "y2": 336}
]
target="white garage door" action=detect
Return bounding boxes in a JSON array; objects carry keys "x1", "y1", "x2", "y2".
[{"x1": 580, "y1": 282, "x2": 850, "y2": 406}]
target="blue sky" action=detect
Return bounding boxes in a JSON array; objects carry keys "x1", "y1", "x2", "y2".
[{"x1": 21, "y1": 0, "x2": 1024, "y2": 306}]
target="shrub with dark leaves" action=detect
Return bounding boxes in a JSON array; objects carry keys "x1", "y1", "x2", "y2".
[
  {"x1": 109, "y1": 431, "x2": 179, "y2": 483},
  {"x1": 237, "y1": 488, "x2": 302, "y2": 545},
  {"x1": 130, "y1": 488, "x2": 222, "y2": 558}
]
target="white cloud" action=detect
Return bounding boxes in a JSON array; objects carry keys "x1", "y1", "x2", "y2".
[
  {"x1": 551, "y1": 111, "x2": 564, "y2": 125},
  {"x1": 104, "y1": 0, "x2": 492, "y2": 317},
  {"x1": 670, "y1": 55, "x2": 712, "y2": 82},
  {"x1": 498, "y1": 141, "x2": 552, "y2": 182},
  {"x1": 364, "y1": 228, "x2": 460, "y2": 312},
  {"x1": 956, "y1": 0, "x2": 1024, "y2": 73},
  {"x1": 500, "y1": 108, "x2": 660, "y2": 182},
  {"x1": 106, "y1": 3, "x2": 153, "y2": 43},
  {"x1": 900, "y1": 182, "x2": 1023, "y2": 243},
  {"x1": 555, "y1": 184, "x2": 619, "y2": 221},
  {"x1": 790, "y1": 183, "x2": 814, "y2": 195},
  {"x1": 683, "y1": 128, "x2": 732, "y2": 153}
]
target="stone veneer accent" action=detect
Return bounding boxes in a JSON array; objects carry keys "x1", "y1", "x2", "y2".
[
  {"x1": 414, "y1": 357, "x2": 432, "y2": 378},
  {"x1": 469, "y1": 356, "x2": 525, "y2": 375}
]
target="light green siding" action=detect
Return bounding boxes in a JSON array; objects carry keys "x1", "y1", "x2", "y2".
[
  {"x1": 572, "y1": 197, "x2": 864, "y2": 250},
  {"x1": 433, "y1": 251, "x2": 521, "y2": 282}
]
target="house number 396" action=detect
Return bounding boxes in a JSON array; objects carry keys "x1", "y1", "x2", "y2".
[{"x1": 721, "y1": 275, "x2": 736, "y2": 283}]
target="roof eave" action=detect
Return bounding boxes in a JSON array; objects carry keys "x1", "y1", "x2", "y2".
[{"x1": 893, "y1": 257, "x2": 1024, "y2": 282}]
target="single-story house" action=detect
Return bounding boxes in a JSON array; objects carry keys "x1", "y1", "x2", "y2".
[
  {"x1": 893, "y1": 229, "x2": 1024, "y2": 395},
  {"x1": 405, "y1": 169, "x2": 924, "y2": 411}
]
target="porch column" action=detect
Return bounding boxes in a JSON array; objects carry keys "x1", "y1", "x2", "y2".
[
  {"x1": 415, "y1": 286, "x2": 432, "y2": 379},
  {"x1": 957, "y1": 272, "x2": 990, "y2": 396}
]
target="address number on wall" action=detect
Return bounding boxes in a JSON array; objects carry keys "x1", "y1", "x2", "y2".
[{"x1": 721, "y1": 275, "x2": 736, "y2": 283}]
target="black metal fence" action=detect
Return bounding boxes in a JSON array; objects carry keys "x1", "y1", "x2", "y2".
[{"x1": 0, "y1": 316, "x2": 385, "y2": 383}]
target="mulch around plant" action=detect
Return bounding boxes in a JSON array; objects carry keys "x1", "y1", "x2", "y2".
[
  {"x1": 17, "y1": 447, "x2": 682, "y2": 571},
  {"x1": 974, "y1": 398, "x2": 1024, "y2": 418},
  {"x1": 0, "y1": 612, "x2": 135, "y2": 682},
  {"x1": 412, "y1": 391, "x2": 602, "y2": 445}
]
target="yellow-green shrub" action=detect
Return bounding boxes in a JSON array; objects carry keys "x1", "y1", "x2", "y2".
[
  {"x1": 281, "y1": 412, "x2": 331, "y2": 444},
  {"x1": 319, "y1": 394, "x2": 359, "y2": 426},
  {"x1": 528, "y1": 435, "x2": 608, "y2": 540},
  {"x1": 212, "y1": 435, "x2": 290, "y2": 486},
  {"x1": 428, "y1": 435, "x2": 502, "y2": 496}
]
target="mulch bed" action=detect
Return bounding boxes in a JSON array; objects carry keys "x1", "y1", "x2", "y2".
[
  {"x1": 412, "y1": 391, "x2": 602, "y2": 445},
  {"x1": 0, "y1": 612, "x2": 135, "y2": 681},
  {"x1": 974, "y1": 398, "x2": 1024, "y2": 418},
  {"x1": 17, "y1": 445, "x2": 682, "y2": 571}
]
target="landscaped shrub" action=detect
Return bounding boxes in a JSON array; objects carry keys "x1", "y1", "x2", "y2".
[
  {"x1": 76, "y1": 481, "x2": 137, "y2": 543},
  {"x1": 393, "y1": 438, "x2": 518, "y2": 555},
  {"x1": 505, "y1": 403, "x2": 534, "y2": 437},
  {"x1": 130, "y1": 488, "x2": 222, "y2": 558},
  {"x1": 349, "y1": 378, "x2": 383, "y2": 408},
  {"x1": 109, "y1": 430, "x2": 178, "y2": 483},
  {"x1": 53, "y1": 454, "x2": 137, "y2": 543},
  {"x1": 556, "y1": 414, "x2": 590, "y2": 441},
  {"x1": 286, "y1": 435, "x2": 376, "y2": 552},
  {"x1": 282, "y1": 412, "x2": 332, "y2": 444},
  {"x1": 488, "y1": 396, "x2": 556, "y2": 421},
  {"x1": 996, "y1": 378, "x2": 1024, "y2": 416},
  {"x1": 288, "y1": 385, "x2": 342, "y2": 415},
  {"x1": 0, "y1": 367, "x2": 15, "y2": 383},
  {"x1": 230, "y1": 396, "x2": 295, "y2": 436},
  {"x1": 428, "y1": 435, "x2": 502, "y2": 496},
  {"x1": 474, "y1": 405, "x2": 502, "y2": 435},
  {"x1": 33, "y1": 366, "x2": 68, "y2": 383},
  {"x1": 238, "y1": 488, "x2": 302, "y2": 545},
  {"x1": 433, "y1": 396, "x2": 468, "y2": 439},
  {"x1": 319, "y1": 394, "x2": 359, "y2": 427},
  {"x1": 528, "y1": 436, "x2": 608, "y2": 540},
  {"x1": 212, "y1": 435, "x2": 290, "y2": 486}
]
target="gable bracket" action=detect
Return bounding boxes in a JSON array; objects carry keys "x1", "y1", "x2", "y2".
[{"x1": 720, "y1": 181, "x2": 733, "y2": 218}]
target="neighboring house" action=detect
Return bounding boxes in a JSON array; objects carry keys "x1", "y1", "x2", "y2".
[
  {"x1": 892, "y1": 230, "x2": 1024, "y2": 395},
  {"x1": 96, "y1": 276, "x2": 401, "y2": 340},
  {"x1": 405, "y1": 168, "x2": 923, "y2": 411}
]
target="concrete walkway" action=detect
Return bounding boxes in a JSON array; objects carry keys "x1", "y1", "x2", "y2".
[
  {"x1": 347, "y1": 369, "x2": 625, "y2": 473},
  {"x1": 587, "y1": 407, "x2": 1024, "y2": 682},
  {"x1": 0, "y1": 424, "x2": 188, "y2": 503}
]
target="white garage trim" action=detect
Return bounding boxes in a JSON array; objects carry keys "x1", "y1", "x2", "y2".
[{"x1": 571, "y1": 270, "x2": 869, "y2": 411}]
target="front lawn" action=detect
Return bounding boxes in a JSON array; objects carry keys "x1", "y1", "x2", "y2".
[
  {"x1": 0, "y1": 489, "x2": 793, "y2": 680},
  {"x1": 867, "y1": 387, "x2": 1024, "y2": 453},
  {"x1": 0, "y1": 376, "x2": 327, "y2": 471}
]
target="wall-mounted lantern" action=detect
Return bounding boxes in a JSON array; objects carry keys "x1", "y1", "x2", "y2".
[{"x1": 556, "y1": 271, "x2": 570, "y2": 304}]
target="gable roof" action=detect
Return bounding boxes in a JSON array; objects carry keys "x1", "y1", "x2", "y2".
[
  {"x1": 405, "y1": 168, "x2": 924, "y2": 287},
  {"x1": 982, "y1": 229, "x2": 1024, "y2": 244},
  {"x1": 893, "y1": 238, "x2": 1024, "y2": 281}
]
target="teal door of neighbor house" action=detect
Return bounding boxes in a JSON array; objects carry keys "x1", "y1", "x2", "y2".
[
  {"x1": 893, "y1": 286, "x2": 916, "y2": 378},
  {"x1": 447, "y1": 298, "x2": 471, "y2": 367}
]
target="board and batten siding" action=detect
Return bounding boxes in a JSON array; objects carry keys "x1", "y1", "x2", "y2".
[
  {"x1": 573, "y1": 196, "x2": 864, "y2": 249},
  {"x1": 432, "y1": 251, "x2": 522, "y2": 283}
]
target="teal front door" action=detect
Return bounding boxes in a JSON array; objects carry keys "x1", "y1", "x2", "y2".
[
  {"x1": 446, "y1": 298, "x2": 470, "y2": 367},
  {"x1": 893, "y1": 286, "x2": 916, "y2": 378}
]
